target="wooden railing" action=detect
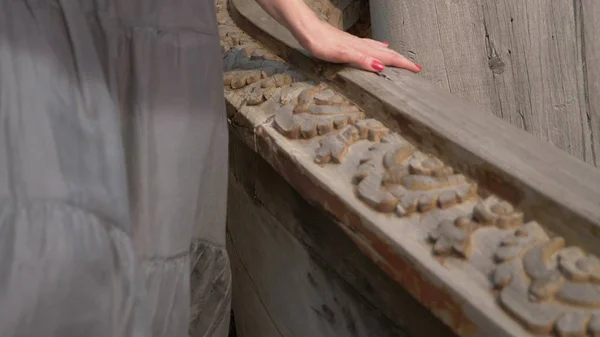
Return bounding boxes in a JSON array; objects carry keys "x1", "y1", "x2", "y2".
[{"x1": 220, "y1": 0, "x2": 600, "y2": 336}]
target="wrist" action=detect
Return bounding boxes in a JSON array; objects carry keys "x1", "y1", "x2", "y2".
[{"x1": 282, "y1": 4, "x2": 322, "y2": 50}]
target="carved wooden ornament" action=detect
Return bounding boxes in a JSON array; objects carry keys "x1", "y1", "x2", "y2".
[
  {"x1": 493, "y1": 223, "x2": 600, "y2": 336},
  {"x1": 353, "y1": 136, "x2": 477, "y2": 216},
  {"x1": 429, "y1": 196, "x2": 524, "y2": 259},
  {"x1": 219, "y1": 7, "x2": 600, "y2": 336}
]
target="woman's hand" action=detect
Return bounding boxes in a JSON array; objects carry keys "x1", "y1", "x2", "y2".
[
  {"x1": 297, "y1": 19, "x2": 422, "y2": 73},
  {"x1": 254, "y1": 0, "x2": 421, "y2": 73}
]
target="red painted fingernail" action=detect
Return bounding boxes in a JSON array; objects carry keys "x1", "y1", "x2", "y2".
[
  {"x1": 415, "y1": 64, "x2": 422, "y2": 71},
  {"x1": 382, "y1": 41, "x2": 389, "y2": 46},
  {"x1": 372, "y1": 60, "x2": 385, "y2": 72}
]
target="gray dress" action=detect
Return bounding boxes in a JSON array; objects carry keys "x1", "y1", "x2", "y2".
[{"x1": 0, "y1": 0, "x2": 231, "y2": 336}]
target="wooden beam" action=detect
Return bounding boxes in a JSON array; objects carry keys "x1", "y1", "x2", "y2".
[
  {"x1": 222, "y1": 1, "x2": 600, "y2": 336},
  {"x1": 231, "y1": 0, "x2": 600, "y2": 257}
]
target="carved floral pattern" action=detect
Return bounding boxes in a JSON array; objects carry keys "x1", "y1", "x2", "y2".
[
  {"x1": 273, "y1": 85, "x2": 364, "y2": 140},
  {"x1": 222, "y1": 47, "x2": 310, "y2": 115},
  {"x1": 491, "y1": 223, "x2": 600, "y2": 336},
  {"x1": 313, "y1": 119, "x2": 389, "y2": 164},
  {"x1": 429, "y1": 217, "x2": 476, "y2": 258},
  {"x1": 473, "y1": 196, "x2": 524, "y2": 228},
  {"x1": 353, "y1": 137, "x2": 477, "y2": 216},
  {"x1": 428, "y1": 196, "x2": 524, "y2": 259}
]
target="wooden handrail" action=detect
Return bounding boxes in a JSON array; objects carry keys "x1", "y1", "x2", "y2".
[{"x1": 222, "y1": 0, "x2": 600, "y2": 335}]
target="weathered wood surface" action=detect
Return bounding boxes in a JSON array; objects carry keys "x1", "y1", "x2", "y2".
[
  {"x1": 220, "y1": 0, "x2": 600, "y2": 336},
  {"x1": 231, "y1": 0, "x2": 600, "y2": 259},
  {"x1": 227, "y1": 132, "x2": 456, "y2": 337},
  {"x1": 226, "y1": 235, "x2": 283, "y2": 337},
  {"x1": 369, "y1": 0, "x2": 600, "y2": 167}
]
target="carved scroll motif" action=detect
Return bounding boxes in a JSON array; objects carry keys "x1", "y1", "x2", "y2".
[
  {"x1": 224, "y1": 70, "x2": 293, "y2": 105},
  {"x1": 428, "y1": 196, "x2": 524, "y2": 258},
  {"x1": 274, "y1": 86, "x2": 364, "y2": 140},
  {"x1": 491, "y1": 222, "x2": 600, "y2": 336},
  {"x1": 223, "y1": 46, "x2": 372, "y2": 165},
  {"x1": 314, "y1": 125, "x2": 360, "y2": 164},
  {"x1": 314, "y1": 119, "x2": 390, "y2": 164},
  {"x1": 353, "y1": 136, "x2": 477, "y2": 215},
  {"x1": 222, "y1": 47, "x2": 316, "y2": 119}
]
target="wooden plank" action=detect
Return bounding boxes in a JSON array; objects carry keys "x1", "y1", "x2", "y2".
[
  {"x1": 369, "y1": 0, "x2": 597, "y2": 166},
  {"x1": 227, "y1": 231, "x2": 284, "y2": 337}
]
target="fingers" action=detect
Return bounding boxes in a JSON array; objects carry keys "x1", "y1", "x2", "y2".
[
  {"x1": 335, "y1": 48, "x2": 385, "y2": 72},
  {"x1": 305, "y1": 29, "x2": 422, "y2": 73},
  {"x1": 378, "y1": 50, "x2": 422, "y2": 73},
  {"x1": 362, "y1": 38, "x2": 390, "y2": 49},
  {"x1": 357, "y1": 39, "x2": 422, "y2": 73},
  {"x1": 341, "y1": 48, "x2": 422, "y2": 73}
]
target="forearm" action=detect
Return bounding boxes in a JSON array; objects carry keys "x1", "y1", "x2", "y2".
[
  {"x1": 253, "y1": 0, "x2": 320, "y2": 47},
  {"x1": 253, "y1": 0, "x2": 420, "y2": 73}
]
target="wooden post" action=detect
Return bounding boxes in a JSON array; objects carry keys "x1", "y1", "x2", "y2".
[{"x1": 369, "y1": 0, "x2": 600, "y2": 167}]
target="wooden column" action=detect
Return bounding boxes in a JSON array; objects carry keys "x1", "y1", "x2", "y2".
[{"x1": 369, "y1": 0, "x2": 600, "y2": 167}]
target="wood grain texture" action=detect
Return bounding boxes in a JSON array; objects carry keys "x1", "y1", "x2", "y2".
[{"x1": 369, "y1": 0, "x2": 599, "y2": 167}]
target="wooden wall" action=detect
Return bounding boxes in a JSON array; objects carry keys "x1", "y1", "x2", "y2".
[{"x1": 369, "y1": 0, "x2": 600, "y2": 167}]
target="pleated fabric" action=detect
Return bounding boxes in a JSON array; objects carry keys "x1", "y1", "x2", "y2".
[{"x1": 0, "y1": 0, "x2": 231, "y2": 336}]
